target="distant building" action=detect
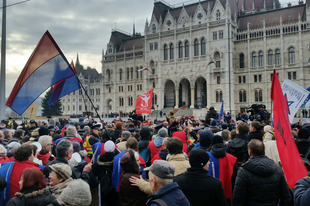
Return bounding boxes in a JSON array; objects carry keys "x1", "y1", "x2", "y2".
[
  {"x1": 98, "y1": 0, "x2": 310, "y2": 116},
  {"x1": 61, "y1": 54, "x2": 103, "y2": 116}
]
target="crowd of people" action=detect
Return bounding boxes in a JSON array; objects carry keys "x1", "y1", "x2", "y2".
[{"x1": 0, "y1": 107, "x2": 309, "y2": 206}]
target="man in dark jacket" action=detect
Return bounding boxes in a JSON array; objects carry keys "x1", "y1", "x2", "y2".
[
  {"x1": 296, "y1": 128, "x2": 310, "y2": 159},
  {"x1": 146, "y1": 160, "x2": 190, "y2": 206},
  {"x1": 226, "y1": 122, "x2": 249, "y2": 166},
  {"x1": 205, "y1": 107, "x2": 219, "y2": 125},
  {"x1": 174, "y1": 149, "x2": 226, "y2": 206},
  {"x1": 294, "y1": 171, "x2": 310, "y2": 206},
  {"x1": 233, "y1": 139, "x2": 291, "y2": 206}
]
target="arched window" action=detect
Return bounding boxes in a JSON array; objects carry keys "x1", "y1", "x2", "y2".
[
  {"x1": 216, "y1": 10, "x2": 221, "y2": 20},
  {"x1": 126, "y1": 68, "x2": 130, "y2": 80},
  {"x1": 130, "y1": 67, "x2": 133, "y2": 79},
  {"x1": 259, "y1": 51, "x2": 264, "y2": 67},
  {"x1": 119, "y1": 69, "x2": 123, "y2": 81},
  {"x1": 288, "y1": 47, "x2": 295, "y2": 64},
  {"x1": 239, "y1": 90, "x2": 247, "y2": 102},
  {"x1": 68, "y1": 105, "x2": 70, "y2": 111},
  {"x1": 194, "y1": 39, "x2": 199, "y2": 56},
  {"x1": 152, "y1": 24, "x2": 156, "y2": 34},
  {"x1": 152, "y1": 94, "x2": 158, "y2": 105},
  {"x1": 214, "y1": 52, "x2": 221, "y2": 68},
  {"x1": 239, "y1": 53, "x2": 245, "y2": 68},
  {"x1": 216, "y1": 91, "x2": 223, "y2": 102},
  {"x1": 136, "y1": 67, "x2": 139, "y2": 80},
  {"x1": 254, "y1": 89, "x2": 263, "y2": 102},
  {"x1": 164, "y1": 44, "x2": 168, "y2": 60},
  {"x1": 185, "y1": 41, "x2": 189, "y2": 57},
  {"x1": 73, "y1": 105, "x2": 75, "y2": 111},
  {"x1": 178, "y1": 42, "x2": 183, "y2": 58},
  {"x1": 170, "y1": 43, "x2": 174, "y2": 60},
  {"x1": 119, "y1": 97, "x2": 124, "y2": 107},
  {"x1": 268, "y1": 50, "x2": 273, "y2": 65},
  {"x1": 128, "y1": 97, "x2": 133, "y2": 106},
  {"x1": 252, "y1": 52, "x2": 257, "y2": 67},
  {"x1": 201, "y1": 38, "x2": 206, "y2": 55},
  {"x1": 150, "y1": 61, "x2": 155, "y2": 75},
  {"x1": 275, "y1": 49, "x2": 281, "y2": 65}
]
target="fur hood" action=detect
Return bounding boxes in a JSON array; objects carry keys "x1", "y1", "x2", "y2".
[{"x1": 15, "y1": 187, "x2": 50, "y2": 199}]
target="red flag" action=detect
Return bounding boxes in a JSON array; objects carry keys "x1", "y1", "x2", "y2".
[
  {"x1": 136, "y1": 89, "x2": 153, "y2": 114},
  {"x1": 271, "y1": 69, "x2": 307, "y2": 188}
]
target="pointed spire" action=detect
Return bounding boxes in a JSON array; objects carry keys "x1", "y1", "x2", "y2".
[
  {"x1": 298, "y1": 12, "x2": 301, "y2": 21},
  {"x1": 207, "y1": 2, "x2": 211, "y2": 18},
  {"x1": 75, "y1": 53, "x2": 80, "y2": 67},
  {"x1": 252, "y1": 0, "x2": 255, "y2": 10},
  {"x1": 144, "y1": 17, "x2": 149, "y2": 33},
  {"x1": 263, "y1": 0, "x2": 266, "y2": 9}
]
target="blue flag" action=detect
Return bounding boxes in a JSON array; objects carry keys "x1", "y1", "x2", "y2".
[
  {"x1": 218, "y1": 100, "x2": 224, "y2": 121},
  {"x1": 300, "y1": 86, "x2": 310, "y2": 108}
]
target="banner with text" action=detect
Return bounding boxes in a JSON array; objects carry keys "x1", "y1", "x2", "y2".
[
  {"x1": 136, "y1": 89, "x2": 153, "y2": 114},
  {"x1": 282, "y1": 79, "x2": 310, "y2": 123}
]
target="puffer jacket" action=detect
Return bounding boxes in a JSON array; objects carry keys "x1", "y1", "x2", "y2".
[
  {"x1": 226, "y1": 134, "x2": 249, "y2": 165},
  {"x1": 233, "y1": 155, "x2": 291, "y2": 206},
  {"x1": 294, "y1": 171, "x2": 310, "y2": 206}
]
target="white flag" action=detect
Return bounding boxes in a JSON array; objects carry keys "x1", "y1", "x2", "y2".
[{"x1": 282, "y1": 79, "x2": 310, "y2": 123}]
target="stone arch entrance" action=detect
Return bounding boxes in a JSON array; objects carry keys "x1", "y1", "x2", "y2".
[
  {"x1": 179, "y1": 78, "x2": 191, "y2": 107},
  {"x1": 164, "y1": 79, "x2": 175, "y2": 108},
  {"x1": 195, "y1": 77, "x2": 207, "y2": 108}
]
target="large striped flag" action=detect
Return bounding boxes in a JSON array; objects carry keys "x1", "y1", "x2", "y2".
[
  {"x1": 271, "y1": 69, "x2": 307, "y2": 188},
  {"x1": 48, "y1": 61, "x2": 81, "y2": 106},
  {"x1": 6, "y1": 31, "x2": 76, "y2": 115}
]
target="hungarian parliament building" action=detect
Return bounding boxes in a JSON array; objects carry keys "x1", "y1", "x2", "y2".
[{"x1": 61, "y1": 0, "x2": 310, "y2": 117}]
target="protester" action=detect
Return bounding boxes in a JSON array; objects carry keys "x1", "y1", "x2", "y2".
[
  {"x1": 146, "y1": 160, "x2": 190, "y2": 206},
  {"x1": 174, "y1": 149, "x2": 227, "y2": 206},
  {"x1": 165, "y1": 137, "x2": 190, "y2": 176},
  {"x1": 5, "y1": 168, "x2": 56, "y2": 206},
  {"x1": 83, "y1": 124, "x2": 101, "y2": 157},
  {"x1": 37, "y1": 135, "x2": 53, "y2": 165},
  {"x1": 233, "y1": 139, "x2": 292, "y2": 205},
  {"x1": 110, "y1": 122, "x2": 123, "y2": 143},
  {"x1": 119, "y1": 149, "x2": 148, "y2": 206},
  {"x1": 92, "y1": 140, "x2": 118, "y2": 205},
  {"x1": 59, "y1": 179, "x2": 92, "y2": 206},
  {"x1": 248, "y1": 121, "x2": 264, "y2": 141},
  {"x1": 172, "y1": 131, "x2": 188, "y2": 154},
  {"x1": 296, "y1": 128, "x2": 310, "y2": 159},
  {"x1": 149, "y1": 127, "x2": 168, "y2": 160},
  {"x1": 4, "y1": 130, "x2": 14, "y2": 144},
  {"x1": 0, "y1": 144, "x2": 9, "y2": 163},
  {"x1": 49, "y1": 163, "x2": 73, "y2": 200},
  {"x1": 294, "y1": 171, "x2": 310, "y2": 206},
  {"x1": 117, "y1": 131, "x2": 131, "y2": 152},
  {"x1": 263, "y1": 126, "x2": 280, "y2": 165},
  {"x1": 205, "y1": 106, "x2": 219, "y2": 125},
  {"x1": 151, "y1": 137, "x2": 169, "y2": 164}
]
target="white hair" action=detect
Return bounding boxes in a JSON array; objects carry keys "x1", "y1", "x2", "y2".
[
  {"x1": 149, "y1": 171, "x2": 173, "y2": 186},
  {"x1": 0, "y1": 144, "x2": 7, "y2": 155},
  {"x1": 264, "y1": 125, "x2": 272, "y2": 133},
  {"x1": 38, "y1": 135, "x2": 52, "y2": 147}
]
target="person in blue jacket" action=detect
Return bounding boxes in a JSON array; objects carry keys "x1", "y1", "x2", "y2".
[{"x1": 295, "y1": 171, "x2": 310, "y2": 206}]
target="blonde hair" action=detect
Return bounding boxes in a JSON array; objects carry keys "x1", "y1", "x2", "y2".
[{"x1": 0, "y1": 144, "x2": 7, "y2": 155}]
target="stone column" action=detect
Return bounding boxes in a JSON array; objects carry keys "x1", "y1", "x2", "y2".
[
  {"x1": 190, "y1": 87, "x2": 195, "y2": 108},
  {"x1": 175, "y1": 88, "x2": 179, "y2": 108}
]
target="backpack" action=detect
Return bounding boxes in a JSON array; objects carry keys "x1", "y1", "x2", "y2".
[
  {"x1": 100, "y1": 166, "x2": 113, "y2": 196},
  {"x1": 140, "y1": 148, "x2": 150, "y2": 163}
]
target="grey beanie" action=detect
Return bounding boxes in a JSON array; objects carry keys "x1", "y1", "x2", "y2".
[
  {"x1": 158, "y1": 127, "x2": 168, "y2": 137},
  {"x1": 60, "y1": 179, "x2": 92, "y2": 206}
]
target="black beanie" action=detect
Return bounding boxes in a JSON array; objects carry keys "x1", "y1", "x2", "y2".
[
  {"x1": 139, "y1": 127, "x2": 151, "y2": 140},
  {"x1": 39, "y1": 127, "x2": 49, "y2": 136},
  {"x1": 212, "y1": 135, "x2": 223, "y2": 145},
  {"x1": 189, "y1": 149, "x2": 210, "y2": 168},
  {"x1": 298, "y1": 128, "x2": 310, "y2": 140}
]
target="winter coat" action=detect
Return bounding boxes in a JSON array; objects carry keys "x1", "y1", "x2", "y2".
[
  {"x1": 166, "y1": 154, "x2": 190, "y2": 176},
  {"x1": 119, "y1": 152, "x2": 148, "y2": 206},
  {"x1": 263, "y1": 132, "x2": 281, "y2": 165},
  {"x1": 110, "y1": 128, "x2": 122, "y2": 143},
  {"x1": 226, "y1": 134, "x2": 249, "y2": 165},
  {"x1": 248, "y1": 130, "x2": 264, "y2": 141},
  {"x1": 206, "y1": 110, "x2": 219, "y2": 125},
  {"x1": 172, "y1": 131, "x2": 188, "y2": 153},
  {"x1": 6, "y1": 187, "x2": 57, "y2": 206},
  {"x1": 138, "y1": 140, "x2": 149, "y2": 153},
  {"x1": 0, "y1": 155, "x2": 10, "y2": 164},
  {"x1": 148, "y1": 140, "x2": 163, "y2": 160},
  {"x1": 37, "y1": 150, "x2": 51, "y2": 166},
  {"x1": 174, "y1": 167, "x2": 227, "y2": 206},
  {"x1": 233, "y1": 155, "x2": 291, "y2": 206},
  {"x1": 151, "y1": 148, "x2": 168, "y2": 164},
  {"x1": 296, "y1": 139, "x2": 310, "y2": 158},
  {"x1": 10, "y1": 160, "x2": 40, "y2": 198},
  {"x1": 294, "y1": 171, "x2": 310, "y2": 206},
  {"x1": 146, "y1": 182, "x2": 190, "y2": 206}
]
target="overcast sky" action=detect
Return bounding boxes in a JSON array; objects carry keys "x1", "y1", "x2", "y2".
[{"x1": 2, "y1": 0, "x2": 292, "y2": 97}]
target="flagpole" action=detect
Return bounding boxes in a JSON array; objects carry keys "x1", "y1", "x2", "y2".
[{"x1": 0, "y1": 0, "x2": 6, "y2": 121}]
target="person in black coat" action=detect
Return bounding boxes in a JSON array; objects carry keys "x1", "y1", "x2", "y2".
[
  {"x1": 233, "y1": 139, "x2": 292, "y2": 206},
  {"x1": 296, "y1": 128, "x2": 310, "y2": 159},
  {"x1": 226, "y1": 122, "x2": 249, "y2": 166},
  {"x1": 205, "y1": 107, "x2": 219, "y2": 125},
  {"x1": 174, "y1": 149, "x2": 227, "y2": 206},
  {"x1": 248, "y1": 121, "x2": 264, "y2": 141}
]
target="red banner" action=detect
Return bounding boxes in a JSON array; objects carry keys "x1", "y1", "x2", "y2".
[
  {"x1": 271, "y1": 69, "x2": 307, "y2": 188},
  {"x1": 136, "y1": 89, "x2": 153, "y2": 114}
]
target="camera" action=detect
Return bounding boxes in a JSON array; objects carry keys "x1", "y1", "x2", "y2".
[{"x1": 246, "y1": 104, "x2": 270, "y2": 124}]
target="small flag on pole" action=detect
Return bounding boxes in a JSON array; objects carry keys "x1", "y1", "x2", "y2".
[
  {"x1": 206, "y1": 59, "x2": 215, "y2": 68},
  {"x1": 138, "y1": 67, "x2": 148, "y2": 72},
  {"x1": 218, "y1": 100, "x2": 224, "y2": 122}
]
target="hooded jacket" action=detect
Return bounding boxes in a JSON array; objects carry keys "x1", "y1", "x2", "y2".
[
  {"x1": 294, "y1": 171, "x2": 310, "y2": 206},
  {"x1": 172, "y1": 131, "x2": 188, "y2": 154},
  {"x1": 233, "y1": 155, "x2": 291, "y2": 206},
  {"x1": 119, "y1": 151, "x2": 148, "y2": 206},
  {"x1": 226, "y1": 134, "x2": 249, "y2": 164}
]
